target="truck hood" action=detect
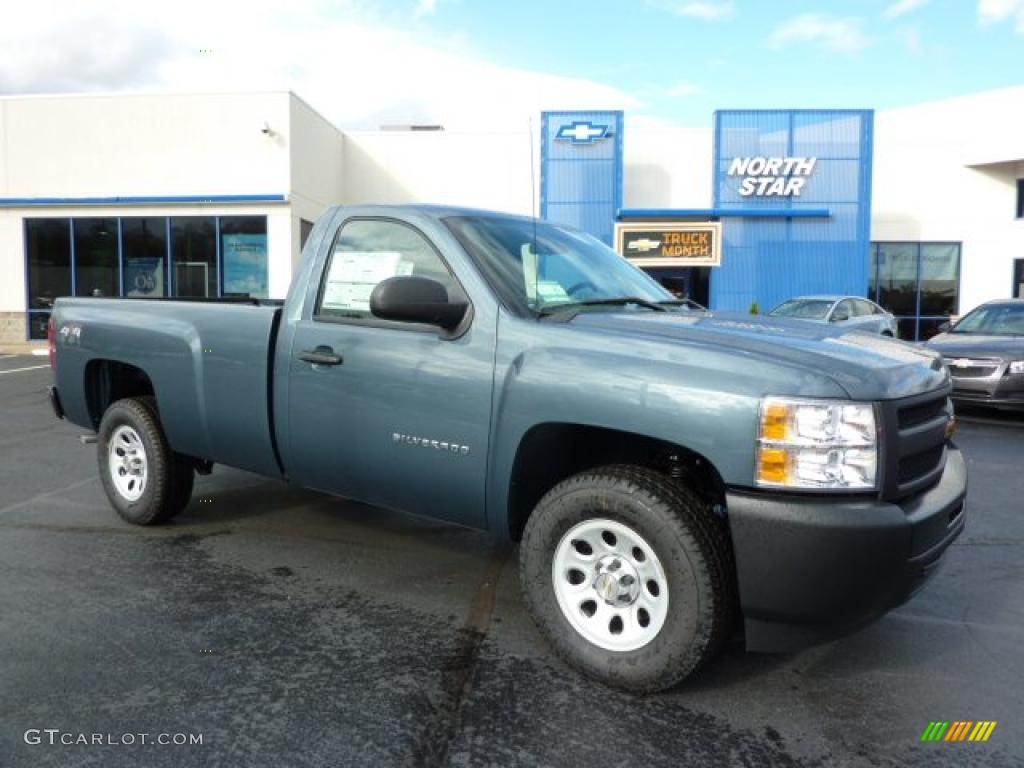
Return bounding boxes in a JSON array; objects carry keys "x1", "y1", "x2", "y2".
[
  {"x1": 926, "y1": 332, "x2": 1024, "y2": 360},
  {"x1": 569, "y1": 310, "x2": 949, "y2": 400}
]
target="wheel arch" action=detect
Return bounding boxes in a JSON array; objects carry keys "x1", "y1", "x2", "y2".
[
  {"x1": 84, "y1": 359, "x2": 157, "y2": 430},
  {"x1": 506, "y1": 422, "x2": 728, "y2": 541}
]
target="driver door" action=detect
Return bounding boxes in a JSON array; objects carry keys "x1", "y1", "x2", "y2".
[{"x1": 282, "y1": 217, "x2": 495, "y2": 528}]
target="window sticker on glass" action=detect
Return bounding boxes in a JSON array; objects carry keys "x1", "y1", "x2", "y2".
[
  {"x1": 322, "y1": 251, "x2": 408, "y2": 312},
  {"x1": 536, "y1": 280, "x2": 570, "y2": 304}
]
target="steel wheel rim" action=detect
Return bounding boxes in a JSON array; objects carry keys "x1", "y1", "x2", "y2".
[
  {"x1": 552, "y1": 518, "x2": 669, "y2": 652},
  {"x1": 108, "y1": 425, "x2": 148, "y2": 502}
]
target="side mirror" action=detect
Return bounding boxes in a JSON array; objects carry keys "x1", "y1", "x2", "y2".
[
  {"x1": 937, "y1": 321, "x2": 952, "y2": 333},
  {"x1": 831, "y1": 309, "x2": 850, "y2": 322},
  {"x1": 370, "y1": 276, "x2": 468, "y2": 330}
]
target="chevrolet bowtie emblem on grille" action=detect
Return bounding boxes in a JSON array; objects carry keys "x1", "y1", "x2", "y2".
[
  {"x1": 627, "y1": 239, "x2": 662, "y2": 253},
  {"x1": 555, "y1": 121, "x2": 609, "y2": 144}
]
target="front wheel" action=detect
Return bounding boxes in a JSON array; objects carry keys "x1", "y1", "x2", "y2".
[
  {"x1": 520, "y1": 465, "x2": 735, "y2": 692},
  {"x1": 97, "y1": 397, "x2": 194, "y2": 525}
]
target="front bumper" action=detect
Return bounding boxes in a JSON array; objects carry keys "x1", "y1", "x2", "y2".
[
  {"x1": 726, "y1": 446, "x2": 967, "y2": 652},
  {"x1": 951, "y1": 375, "x2": 1024, "y2": 409}
]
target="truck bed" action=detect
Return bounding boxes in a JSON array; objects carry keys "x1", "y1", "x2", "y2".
[{"x1": 53, "y1": 298, "x2": 283, "y2": 477}]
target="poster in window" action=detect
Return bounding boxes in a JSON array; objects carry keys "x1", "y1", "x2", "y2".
[
  {"x1": 222, "y1": 234, "x2": 268, "y2": 298},
  {"x1": 322, "y1": 251, "x2": 412, "y2": 312},
  {"x1": 124, "y1": 257, "x2": 164, "y2": 297}
]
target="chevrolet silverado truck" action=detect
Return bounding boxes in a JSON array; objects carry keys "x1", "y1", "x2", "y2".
[{"x1": 47, "y1": 205, "x2": 967, "y2": 692}]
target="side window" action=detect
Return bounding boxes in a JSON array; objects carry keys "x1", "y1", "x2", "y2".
[
  {"x1": 852, "y1": 299, "x2": 874, "y2": 317},
  {"x1": 833, "y1": 299, "x2": 855, "y2": 320},
  {"x1": 316, "y1": 219, "x2": 459, "y2": 321}
]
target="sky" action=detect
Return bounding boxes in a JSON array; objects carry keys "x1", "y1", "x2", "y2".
[{"x1": 0, "y1": 0, "x2": 1021, "y2": 130}]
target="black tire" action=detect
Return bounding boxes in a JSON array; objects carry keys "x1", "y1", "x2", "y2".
[
  {"x1": 520, "y1": 465, "x2": 735, "y2": 693},
  {"x1": 97, "y1": 397, "x2": 194, "y2": 525}
]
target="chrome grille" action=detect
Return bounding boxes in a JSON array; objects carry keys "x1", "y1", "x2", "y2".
[{"x1": 946, "y1": 358, "x2": 1000, "y2": 379}]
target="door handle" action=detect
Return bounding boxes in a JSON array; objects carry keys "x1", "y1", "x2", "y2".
[{"x1": 298, "y1": 347, "x2": 343, "y2": 366}]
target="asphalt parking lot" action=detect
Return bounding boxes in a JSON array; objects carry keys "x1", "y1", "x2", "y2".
[{"x1": 1, "y1": 355, "x2": 1022, "y2": 768}]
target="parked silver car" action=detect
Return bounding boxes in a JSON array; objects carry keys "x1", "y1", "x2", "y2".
[{"x1": 768, "y1": 295, "x2": 898, "y2": 336}]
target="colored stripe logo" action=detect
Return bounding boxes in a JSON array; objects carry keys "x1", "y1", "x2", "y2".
[{"x1": 921, "y1": 721, "x2": 997, "y2": 742}]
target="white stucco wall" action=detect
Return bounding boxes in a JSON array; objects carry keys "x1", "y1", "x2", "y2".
[
  {"x1": 624, "y1": 125, "x2": 713, "y2": 209},
  {"x1": 0, "y1": 91, "x2": 327, "y2": 330},
  {"x1": 871, "y1": 86, "x2": 1024, "y2": 313},
  {"x1": 289, "y1": 94, "x2": 345, "y2": 270},
  {"x1": 341, "y1": 126, "x2": 536, "y2": 215}
]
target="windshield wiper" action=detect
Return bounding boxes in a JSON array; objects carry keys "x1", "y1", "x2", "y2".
[{"x1": 538, "y1": 297, "x2": 668, "y2": 320}]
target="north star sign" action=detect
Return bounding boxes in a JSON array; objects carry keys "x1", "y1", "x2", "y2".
[
  {"x1": 728, "y1": 156, "x2": 817, "y2": 197},
  {"x1": 555, "y1": 121, "x2": 609, "y2": 144}
]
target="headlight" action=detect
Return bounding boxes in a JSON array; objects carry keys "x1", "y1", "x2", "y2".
[
  {"x1": 756, "y1": 397, "x2": 877, "y2": 490},
  {"x1": 1009, "y1": 361, "x2": 1024, "y2": 375}
]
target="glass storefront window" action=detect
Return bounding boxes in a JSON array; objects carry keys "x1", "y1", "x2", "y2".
[
  {"x1": 171, "y1": 217, "x2": 217, "y2": 298},
  {"x1": 26, "y1": 219, "x2": 71, "y2": 310},
  {"x1": 919, "y1": 244, "x2": 959, "y2": 317},
  {"x1": 122, "y1": 218, "x2": 167, "y2": 298},
  {"x1": 26, "y1": 219, "x2": 71, "y2": 339},
  {"x1": 25, "y1": 215, "x2": 267, "y2": 338},
  {"x1": 873, "y1": 243, "x2": 918, "y2": 317},
  {"x1": 73, "y1": 218, "x2": 119, "y2": 298},
  {"x1": 220, "y1": 216, "x2": 268, "y2": 298},
  {"x1": 870, "y1": 242, "x2": 961, "y2": 341}
]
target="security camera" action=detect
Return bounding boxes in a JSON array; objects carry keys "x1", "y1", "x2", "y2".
[{"x1": 261, "y1": 122, "x2": 272, "y2": 135}]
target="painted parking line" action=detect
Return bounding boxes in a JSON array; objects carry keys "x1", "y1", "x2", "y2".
[{"x1": 0, "y1": 364, "x2": 50, "y2": 375}]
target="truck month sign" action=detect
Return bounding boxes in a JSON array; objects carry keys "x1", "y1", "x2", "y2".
[
  {"x1": 615, "y1": 222, "x2": 722, "y2": 267},
  {"x1": 728, "y1": 156, "x2": 817, "y2": 196}
]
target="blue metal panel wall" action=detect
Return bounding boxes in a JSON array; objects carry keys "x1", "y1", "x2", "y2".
[
  {"x1": 711, "y1": 110, "x2": 873, "y2": 312},
  {"x1": 540, "y1": 111, "x2": 624, "y2": 246}
]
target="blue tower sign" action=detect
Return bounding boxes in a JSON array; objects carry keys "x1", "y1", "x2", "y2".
[
  {"x1": 712, "y1": 110, "x2": 874, "y2": 313},
  {"x1": 540, "y1": 110, "x2": 624, "y2": 246}
]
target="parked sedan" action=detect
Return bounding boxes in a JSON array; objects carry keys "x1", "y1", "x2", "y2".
[
  {"x1": 768, "y1": 296, "x2": 898, "y2": 336},
  {"x1": 926, "y1": 299, "x2": 1024, "y2": 410}
]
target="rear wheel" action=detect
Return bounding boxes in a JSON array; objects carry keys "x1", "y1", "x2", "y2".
[
  {"x1": 520, "y1": 465, "x2": 735, "y2": 693},
  {"x1": 97, "y1": 397, "x2": 194, "y2": 525}
]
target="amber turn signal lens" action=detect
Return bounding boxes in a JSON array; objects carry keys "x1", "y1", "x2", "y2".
[
  {"x1": 757, "y1": 447, "x2": 790, "y2": 485},
  {"x1": 761, "y1": 403, "x2": 789, "y2": 441}
]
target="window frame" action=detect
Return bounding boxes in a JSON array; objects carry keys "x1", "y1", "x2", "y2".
[
  {"x1": 312, "y1": 216, "x2": 473, "y2": 334},
  {"x1": 830, "y1": 299, "x2": 855, "y2": 322},
  {"x1": 870, "y1": 241, "x2": 961, "y2": 341}
]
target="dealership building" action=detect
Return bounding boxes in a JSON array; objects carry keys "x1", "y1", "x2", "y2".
[{"x1": 1, "y1": 86, "x2": 1022, "y2": 344}]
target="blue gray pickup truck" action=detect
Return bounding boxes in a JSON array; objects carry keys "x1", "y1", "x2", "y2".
[{"x1": 48, "y1": 205, "x2": 967, "y2": 692}]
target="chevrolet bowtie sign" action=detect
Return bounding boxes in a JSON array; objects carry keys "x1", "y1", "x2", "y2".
[
  {"x1": 615, "y1": 223, "x2": 722, "y2": 267},
  {"x1": 555, "y1": 121, "x2": 609, "y2": 144}
]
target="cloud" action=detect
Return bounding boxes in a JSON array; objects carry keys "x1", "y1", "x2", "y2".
[
  {"x1": 903, "y1": 27, "x2": 924, "y2": 55},
  {"x1": 665, "y1": 81, "x2": 703, "y2": 97},
  {"x1": 882, "y1": 0, "x2": 931, "y2": 20},
  {"x1": 768, "y1": 14, "x2": 870, "y2": 52},
  {"x1": 646, "y1": 1, "x2": 736, "y2": 20},
  {"x1": 978, "y1": 0, "x2": 1024, "y2": 32},
  {"x1": 0, "y1": 0, "x2": 640, "y2": 129},
  {"x1": 413, "y1": 0, "x2": 439, "y2": 18}
]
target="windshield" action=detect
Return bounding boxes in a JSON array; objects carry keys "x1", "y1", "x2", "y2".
[
  {"x1": 952, "y1": 304, "x2": 1024, "y2": 335},
  {"x1": 769, "y1": 299, "x2": 834, "y2": 319},
  {"x1": 443, "y1": 215, "x2": 675, "y2": 315}
]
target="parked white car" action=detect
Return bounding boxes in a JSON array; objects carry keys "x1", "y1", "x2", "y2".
[{"x1": 769, "y1": 295, "x2": 899, "y2": 336}]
